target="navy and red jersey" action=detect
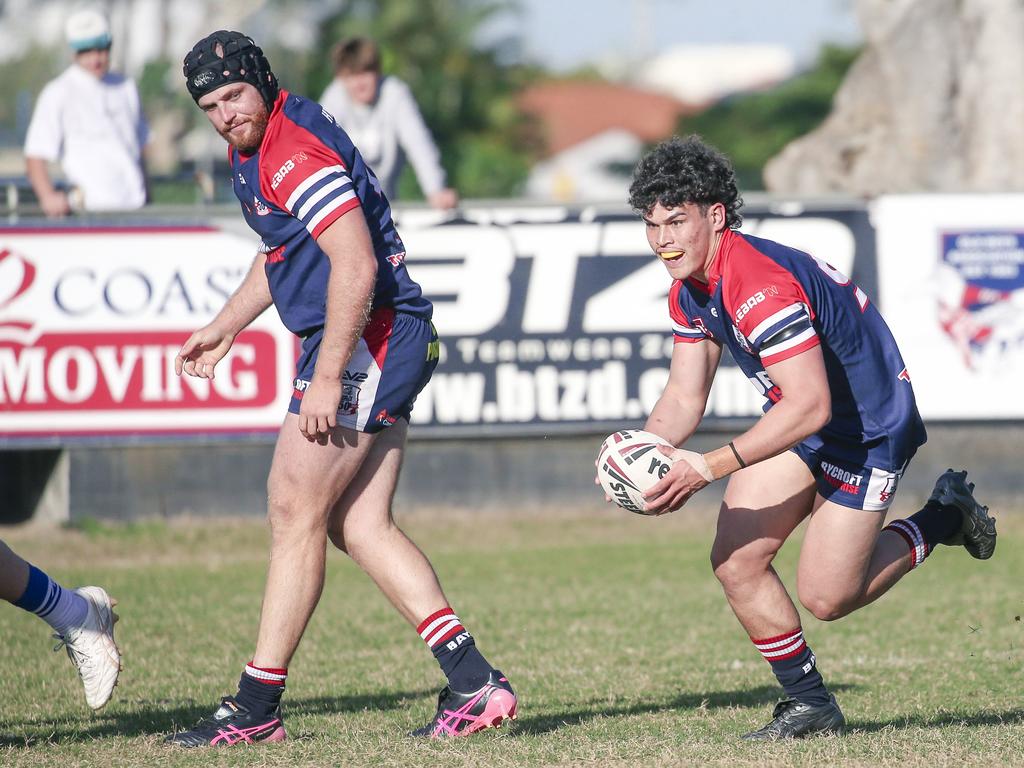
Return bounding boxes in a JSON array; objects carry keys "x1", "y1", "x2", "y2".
[
  {"x1": 670, "y1": 228, "x2": 926, "y2": 470},
  {"x1": 230, "y1": 90, "x2": 432, "y2": 337}
]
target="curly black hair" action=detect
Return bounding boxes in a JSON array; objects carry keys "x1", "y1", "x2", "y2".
[{"x1": 628, "y1": 135, "x2": 743, "y2": 229}]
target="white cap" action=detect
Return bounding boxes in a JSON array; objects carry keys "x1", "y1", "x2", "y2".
[{"x1": 65, "y1": 7, "x2": 112, "y2": 51}]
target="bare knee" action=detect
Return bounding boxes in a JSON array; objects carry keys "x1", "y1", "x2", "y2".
[
  {"x1": 328, "y1": 514, "x2": 395, "y2": 563},
  {"x1": 710, "y1": 540, "x2": 779, "y2": 596},
  {"x1": 266, "y1": 488, "x2": 328, "y2": 545},
  {"x1": 797, "y1": 587, "x2": 857, "y2": 622}
]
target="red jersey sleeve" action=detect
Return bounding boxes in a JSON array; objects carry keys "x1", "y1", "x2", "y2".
[
  {"x1": 259, "y1": 120, "x2": 361, "y2": 240},
  {"x1": 724, "y1": 253, "x2": 820, "y2": 367}
]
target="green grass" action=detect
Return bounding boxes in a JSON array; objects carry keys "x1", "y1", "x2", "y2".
[{"x1": 2, "y1": 510, "x2": 1023, "y2": 767}]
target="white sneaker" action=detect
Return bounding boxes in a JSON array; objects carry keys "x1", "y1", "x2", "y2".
[{"x1": 54, "y1": 586, "x2": 121, "y2": 710}]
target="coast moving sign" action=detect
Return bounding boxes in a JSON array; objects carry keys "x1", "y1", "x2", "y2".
[
  {"x1": 0, "y1": 209, "x2": 872, "y2": 444},
  {"x1": 0, "y1": 226, "x2": 295, "y2": 444}
]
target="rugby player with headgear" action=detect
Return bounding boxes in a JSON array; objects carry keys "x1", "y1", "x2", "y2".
[
  {"x1": 165, "y1": 31, "x2": 517, "y2": 747},
  {"x1": 624, "y1": 135, "x2": 996, "y2": 740}
]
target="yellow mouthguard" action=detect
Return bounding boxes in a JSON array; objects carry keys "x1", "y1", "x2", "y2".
[{"x1": 659, "y1": 251, "x2": 683, "y2": 260}]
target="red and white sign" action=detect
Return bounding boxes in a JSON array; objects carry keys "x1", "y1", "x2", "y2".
[
  {"x1": 874, "y1": 195, "x2": 1024, "y2": 419},
  {"x1": 0, "y1": 226, "x2": 296, "y2": 440}
]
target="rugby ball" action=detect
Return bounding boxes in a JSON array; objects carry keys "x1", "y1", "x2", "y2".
[{"x1": 597, "y1": 429, "x2": 675, "y2": 515}]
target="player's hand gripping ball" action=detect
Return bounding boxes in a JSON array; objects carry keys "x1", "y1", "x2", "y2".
[{"x1": 597, "y1": 429, "x2": 676, "y2": 515}]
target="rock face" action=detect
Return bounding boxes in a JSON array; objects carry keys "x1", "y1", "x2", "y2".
[{"x1": 764, "y1": 0, "x2": 1024, "y2": 195}]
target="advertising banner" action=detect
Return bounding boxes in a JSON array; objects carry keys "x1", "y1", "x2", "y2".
[
  {"x1": 0, "y1": 206, "x2": 874, "y2": 444},
  {"x1": 402, "y1": 206, "x2": 874, "y2": 436},
  {"x1": 874, "y1": 195, "x2": 1024, "y2": 419},
  {"x1": 0, "y1": 225, "x2": 293, "y2": 444}
]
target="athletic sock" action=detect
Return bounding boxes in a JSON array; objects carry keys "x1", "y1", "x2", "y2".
[
  {"x1": 884, "y1": 501, "x2": 961, "y2": 569},
  {"x1": 417, "y1": 607, "x2": 491, "y2": 692},
  {"x1": 752, "y1": 627, "x2": 831, "y2": 707},
  {"x1": 235, "y1": 662, "x2": 287, "y2": 718},
  {"x1": 12, "y1": 564, "x2": 88, "y2": 635}
]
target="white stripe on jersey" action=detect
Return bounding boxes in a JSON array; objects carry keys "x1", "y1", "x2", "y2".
[
  {"x1": 304, "y1": 189, "x2": 358, "y2": 235},
  {"x1": 760, "y1": 326, "x2": 817, "y2": 358},
  {"x1": 296, "y1": 175, "x2": 351, "y2": 220},
  {"x1": 673, "y1": 322, "x2": 704, "y2": 337},
  {"x1": 285, "y1": 164, "x2": 345, "y2": 211},
  {"x1": 748, "y1": 303, "x2": 809, "y2": 346}
]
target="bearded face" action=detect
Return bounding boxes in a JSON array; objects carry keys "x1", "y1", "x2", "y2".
[{"x1": 197, "y1": 82, "x2": 270, "y2": 155}]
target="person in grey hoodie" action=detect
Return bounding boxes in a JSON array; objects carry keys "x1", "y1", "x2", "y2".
[{"x1": 319, "y1": 36, "x2": 458, "y2": 210}]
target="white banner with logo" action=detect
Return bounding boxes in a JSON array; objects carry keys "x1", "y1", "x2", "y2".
[
  {"x1": 874, "y1": 195, "x2": 1024, "y2": 419},
  {"x1": 0, "y1": 225, "x2": 294, "y2": 442}
]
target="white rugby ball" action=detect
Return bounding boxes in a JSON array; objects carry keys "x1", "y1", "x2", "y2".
[{"x1": 597, "y1": 429, "x2": 675, "y2": 515}]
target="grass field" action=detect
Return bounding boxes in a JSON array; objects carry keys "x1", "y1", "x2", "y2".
[{"x1": 1, "y1": 508, "x2": 1022, "y2": 767}]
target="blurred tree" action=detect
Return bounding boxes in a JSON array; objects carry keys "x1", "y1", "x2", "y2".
[
  {"x1": 0, "y1": 46, "x2": 64, "y2": 148},
  {"x1": 297, "y1": 0, "x2": 541, "y2": 200},
  {"x1": 676, "y1": 44, "x2": 860, "y2": 190}
]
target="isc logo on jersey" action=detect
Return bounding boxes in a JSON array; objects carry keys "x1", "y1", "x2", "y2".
[
  {"x1": 270, "y1": 152, "x2": 309, "y2": 190},
  {"x1": 735, "y1": 291, "x2": 767, "y2": 321}
]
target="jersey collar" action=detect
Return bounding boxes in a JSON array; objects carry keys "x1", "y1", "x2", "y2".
[
  {"x1": 236, "y1": 89, "x2": 288, "y2": 163},
  {"x1": 685, "y1": 227, "x2": 737, "y2": 295}
]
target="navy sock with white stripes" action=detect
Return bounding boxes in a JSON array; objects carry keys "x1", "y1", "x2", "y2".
[
  {"x1": 883, "y1": 500, "x2": 962, "y2": 569},
  {"x1": 235, "y1": 662, "x2": 286, "y2": 718},
  {"x1": 417, "y1": 607, "x2": 492, "y2": 693},
  {"x1": 752, "y1": 627, "x2": 831, "y2": 707},
  {"x1": 13, "y1": 564, "x2": 88, "y2": 635}
]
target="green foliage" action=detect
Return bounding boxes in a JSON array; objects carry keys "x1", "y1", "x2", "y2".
[
  {"x1": 677, "y1": 45, "x2": 861, "y2": 190},
  {"x1": 0, "y1": 45, "x2": 65, "y2": 143},
  {"x1": 302, "y1": 0, "x2": 537, "y2": 199}
]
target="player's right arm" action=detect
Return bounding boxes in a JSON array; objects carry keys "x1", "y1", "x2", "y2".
[
  {"x1": 174, "y1": 252, "x2": 273, "y2": 379},
  {"x1": 644, "y1": 337, "x2": 722, "y2": 446}
]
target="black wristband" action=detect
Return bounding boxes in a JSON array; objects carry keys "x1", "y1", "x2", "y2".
[{"x1": 728, "y1": 440, "x2": 748, "y2": 469}]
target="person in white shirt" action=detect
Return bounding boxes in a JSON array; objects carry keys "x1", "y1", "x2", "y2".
[
  {"x1": 24, "y1": 7, "x2": 149, "y2": 217},
  {"x1": 318, "y1": 37, "x2": 458, "y2": 210}
]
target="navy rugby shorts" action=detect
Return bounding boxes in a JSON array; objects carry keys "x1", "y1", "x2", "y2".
[
  {"x1": 790, "y1": 440, "x2": 912, "y2": 512},
  {"x1": 289, "y1": 309, "x2": 438, "y2": 433}
]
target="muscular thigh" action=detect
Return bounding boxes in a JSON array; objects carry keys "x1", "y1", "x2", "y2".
[
  {"x1": 713, "y1": 450, "x2": 818, "y2": 560},
  {"x1": 268, "y1": 413, "x2": 379, "y2": 515},
  {"x1": 797, "y1": 497, "x2": 885, "y2": 595},
  {"x1": 329, "y1": 418, "x2": 408, "y2": 532}
]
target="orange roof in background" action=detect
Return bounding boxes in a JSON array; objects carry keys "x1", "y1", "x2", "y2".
[{"x1": 518, "y1": 81, "x2": 700, "y2": 156}]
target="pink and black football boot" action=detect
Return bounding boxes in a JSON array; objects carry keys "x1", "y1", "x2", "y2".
[
  {"x1": 411, "y1": 670, "x2": 518, "y2": 738},
  {"x1": 165, "y1": 696, "x2": 286, "y2": 747}
]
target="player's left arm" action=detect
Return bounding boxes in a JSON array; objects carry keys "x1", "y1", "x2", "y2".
[{"x1": 299, "y1": 211, "x2": 378, "y2": 443}]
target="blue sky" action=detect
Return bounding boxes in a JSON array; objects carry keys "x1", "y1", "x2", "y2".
[{"x1": 500, "y1": 0, "x2": 862, "y2": 71}]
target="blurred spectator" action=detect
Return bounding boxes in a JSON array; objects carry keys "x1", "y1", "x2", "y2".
[
  {"x1": 24, "y1": 6, "x2": 149, "y2": 217},
  {"x1": 319, "y1": 37, "x2": 458, "y2": 210}
]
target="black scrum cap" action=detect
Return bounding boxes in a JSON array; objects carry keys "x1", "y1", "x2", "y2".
[{"x1": 183, "y1": 30, "x2": 279, "y2": 110}]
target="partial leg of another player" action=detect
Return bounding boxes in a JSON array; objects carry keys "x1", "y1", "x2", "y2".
[
  {"x1": 327, "y1": 418, "x2": 517, "y2": 738},
  {"x1": 0, "y1": 539, "x2": 120, "y2": 710},
  {"x1": 710, "y1": 452, "x2": 845, "y2": 740}
]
